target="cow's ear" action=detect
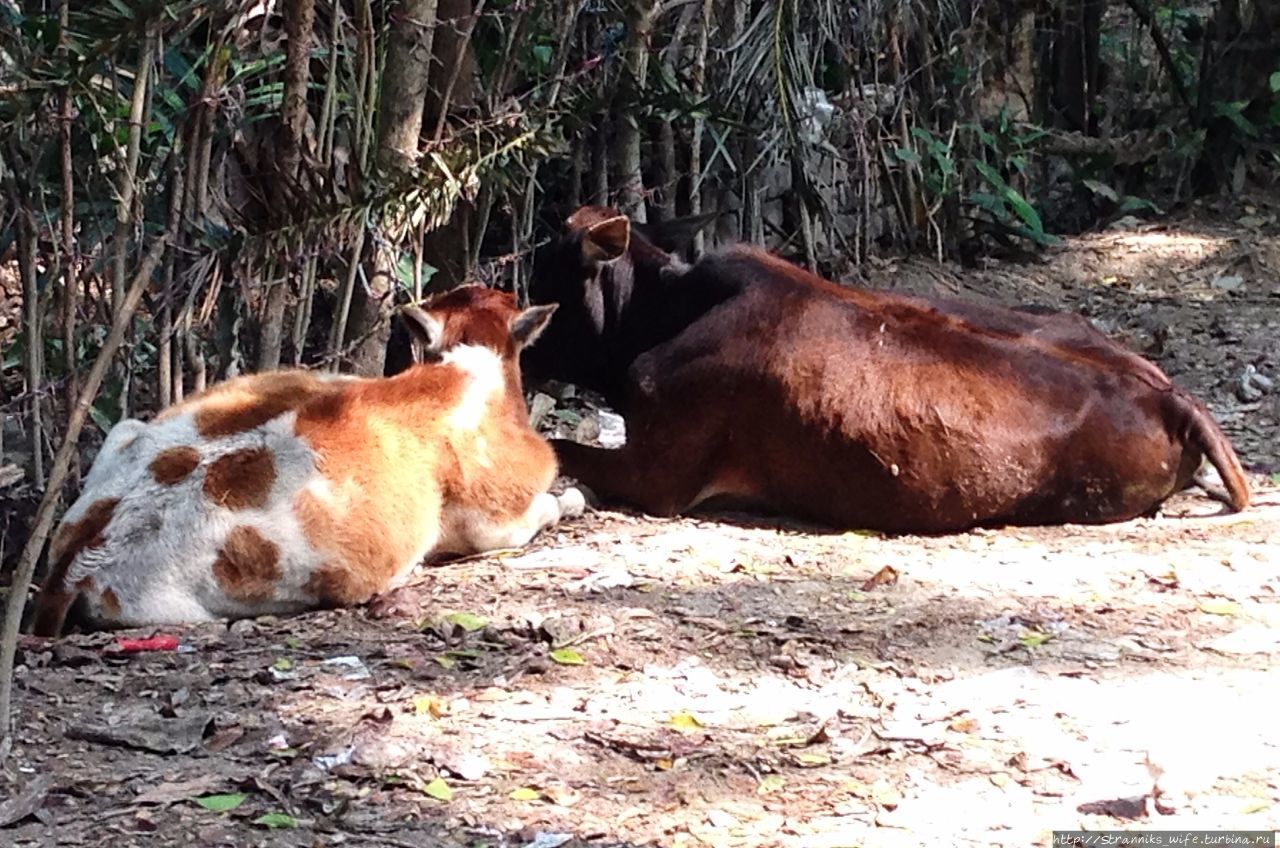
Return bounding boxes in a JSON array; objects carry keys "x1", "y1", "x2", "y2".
[
  {"x1": 400, "y1": 306, "x2": 446, "y2": 362},
  {"x1": 510, "y1": 304, "x2": 557, "y2": 348},
  {"x1": 582, "y1": 216, "x2": 630, "y2": 264}
]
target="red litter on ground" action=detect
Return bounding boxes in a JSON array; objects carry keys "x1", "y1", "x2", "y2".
[{"x1": 112, "y1": 635, "x2": 180, "y2": 653}]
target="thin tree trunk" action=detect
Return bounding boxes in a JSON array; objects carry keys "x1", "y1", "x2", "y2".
[
  {"x1": 347, "y1": 0, "x2": 441, "y2": 376},
  {"x1": 514, "y1": 0, "x2": 580, "y2": 296},
  {"x1": 111, "y1": 27, "x2": 157, "y2": 318},
  {"x1": 294, "y1": 0, "x2": 344, "y2": 365},
  {"x1": 611, "y1": 0, "x2": 662, "y2": 222},
  {"x1": 654, "y1": 3, "x2": 697, "y2": 221},
  {"x1": 688, "y1": 0, "x2": 713, "y2": 252},
  {"x1": 17, "y1": 209, "x2": 44, "y2": 490},
  {"x1": 158, "y1": 256, "x2": 174, "y2": 408},
  {"x1": 431, "y1": 0, "x2": 485, "y2": 143},
  {"x1": 259, "y1": 0, "x2": 316, "y2": 371},
  {"x1": 422, "y1": 0, "x2": 484, "y2": 292},
  {"x1": 57, "y1": 0, "x2": 78, "y2": 466}
]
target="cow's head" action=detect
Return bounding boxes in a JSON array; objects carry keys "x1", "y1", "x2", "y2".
[
  {"x1": 527, "y1": 206, "x2": 685, "y2": 398},
  {"x1": 529, "y1": 206, "x2": 632, "y2": 323},
  {"x1": 402, "y1": 285, "x2": 556, "y2": 389}
]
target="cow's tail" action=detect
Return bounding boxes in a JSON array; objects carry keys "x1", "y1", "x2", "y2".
[{"x1": 1173, "y1": 390, "x2": 1250, "y2": 512}]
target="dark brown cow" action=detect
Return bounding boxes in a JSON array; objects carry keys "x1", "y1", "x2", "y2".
[{"x1": 524, "y1": 205, "x2": 1250, "y2": 533}]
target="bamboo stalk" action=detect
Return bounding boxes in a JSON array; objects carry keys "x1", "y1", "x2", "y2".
[
  {"x1": 57, "y1": 0, "x2": 78, "y2": 449},
  {"x1": 431, "y1": 0, "x2": 487, "y2": 144},
  {"x1": 17, "y1": 210, "x2": 44, "y2": 490},
  {"x1": 295, "y1": 2, "x2": 344, "y2": 366},
  {"x1": 328, "y1": 221, "x2": 368, "y2": 371},
  {"x1": 515, "y1": 0, "x2": 581, "y2": 287},
  {"x1": 688, "y1": 0, "x2": 713, "y2": 252},
  {"x1": 111, "y1": 26, "x2": 158, "y2": 318},
  {"x1": 158, "y1": 254, "x2": 174, "y2": 408}
]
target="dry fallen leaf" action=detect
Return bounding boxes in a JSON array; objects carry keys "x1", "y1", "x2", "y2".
[
  {"x1": 0, "y1": 776, "x2": 50, "y2": 827},
  {"x1": 134, "y1": 775, "x2": 227, "y2": 806},
  {"x1": 861, "y1": 565, "x2": 899, "y2": 590}
]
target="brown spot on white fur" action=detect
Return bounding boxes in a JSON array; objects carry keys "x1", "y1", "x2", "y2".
[
  {"x1": 100, "y1": 588, "x2": 122, "y2": 619},
  {"x1": 174, "y1": 371, "x2": 334, "y2": 438},
  {"x1": 204, "y1": 447, "x2": 276, "y2": 510},
  {"x1": 30, "y1": 498, "x2": 119, "y2": 637},
  {"x1": 149, "y1": 446, "x2": 201, "y2": 485},
  {"x1": 212, "y1": 526, "x2": 281, "y2": 604}
]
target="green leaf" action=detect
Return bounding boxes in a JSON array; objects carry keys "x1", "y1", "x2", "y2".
[
  {"x1": 88, "y1": 402, "x2": 115, "y2": 436},
  {"x1": 1010, "y1": 224, "x2": 1063, "y2": 247},
  {"x1": 422, "y1": 777, "x2": 453, "y2": 801},
  {"x1": 973, "y1": 160, "x2": 1009, "y2": 193},
  {"x1": 531, "y1": 44, "x2": 552, "y2": 70},
  {"x1": 443, "y1": 611, "x2": 488, "y2": 632},
  {"x1": 1019, "y1": 630, "x2": 1052, "y2": 648},
  {"x1": 968, "y1": 191, "x2": 1009, "y2": 219},
  {"x1": 434, "y1": 655, "x2": 457, "y2": 669},
  {"x1": 272, "y1": 658, "x2": 293, "y2": 671},
  {"x1": 253, "y1": 813, "x2": 297, "y2": 829},
  {"x1": 1213, "y1": 100, "x2": 1258, "y2": 137},
  {"x1": 1116, "y1": 196, "x2": 1162, "y2": 215},
  {"x1": 195, "y1": 793, "x2": 247, "y2": 812},
  {"x1": 509, "y1": 787, "x2": 540, "y2": 801},
  {"x1": 1270, "y1": 70, "x2": 1280, "y2": 93},
  {"x1": 1269, "y1": 472, "x2": 1280, "y2": 486},
  {"x1": 1082, "y1": 179, "x2": 1119, "y2": 202},
  {"x1": 893, "y1": 147, "x2": 921, "y2": 165},
  {"x1": 1005, "y1": 188, "x2": 1045, "y2": 235},
  {"x1": 549, "y1": 648, "x2": 585, "y2": 666}
]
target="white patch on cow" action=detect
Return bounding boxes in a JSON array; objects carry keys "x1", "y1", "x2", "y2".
[
  {"x1": 77, "y1": 418, "x2": 147, "y2": 496},
  {"x1": 440, "y1": 486, "x2": 585, "y2": 554},
  {"x1": 442, "y1": 344, "x2": 505, "y2": 432}
]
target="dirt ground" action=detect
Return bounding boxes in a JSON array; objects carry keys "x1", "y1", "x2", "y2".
[{"x1": 2, "y1": 195, "x2": 1279, "y2": 847}]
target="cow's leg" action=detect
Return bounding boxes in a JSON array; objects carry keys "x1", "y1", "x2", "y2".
[
  {"x1": 451, "y1": 487, "x2": 586, "y2": 553},
  {"x1": 552, "y1": 415, "x2": 723, "y2": 517}
]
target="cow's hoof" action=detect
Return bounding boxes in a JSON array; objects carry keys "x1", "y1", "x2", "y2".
[{"x1": 557, "y1": 486, "x2": 588, "y2": 519}]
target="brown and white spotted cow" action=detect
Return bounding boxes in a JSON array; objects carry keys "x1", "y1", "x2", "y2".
[
  {"x1": 29, "y1": 285, "x2": 584, "y2": 636},
  {"x1": 524, "y1": 206, "x2": 1250, "y2": 533}
]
